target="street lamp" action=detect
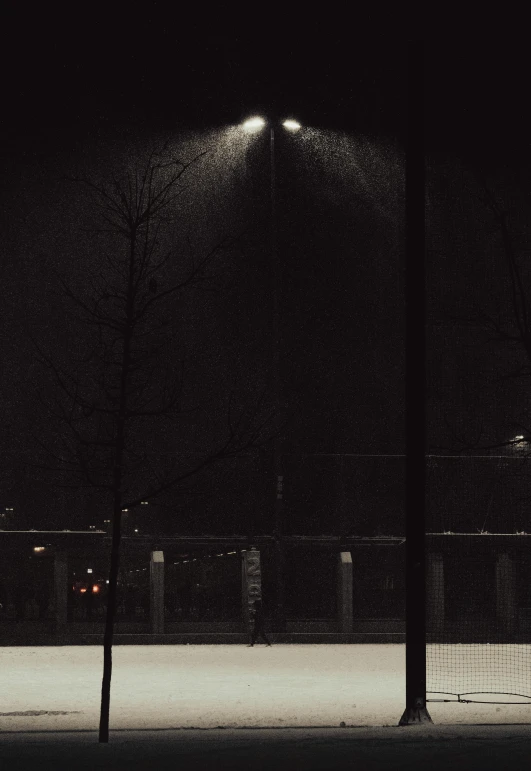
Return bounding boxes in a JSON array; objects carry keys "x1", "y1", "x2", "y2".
[
  {"x1": 242, "y1": 115, "x2": 302, "y2": 632},
  {"x1": 242, "y1": 116, "x2": 266, "y2": 131},
  {"x1": 242, "y1": 116, "x2": 301, "y2": 132},
  {"x1": 282, "y1": 119, "x2": 301, "y2": 131}
]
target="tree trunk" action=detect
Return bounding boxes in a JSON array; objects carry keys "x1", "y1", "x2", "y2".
[
  {"x1": 98, "y1": 499, "x2": 123, "y2": 742},
  {"x1": 99, "y1": 236, "x2": 134, "y2": 743}
]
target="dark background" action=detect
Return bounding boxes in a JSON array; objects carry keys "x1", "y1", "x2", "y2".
[
  {"x1": 3, "y1": 31, "x2": 531, "y2": 537},
  {"x1": 426, "y1": 43, "x2": 531, "y2": 534},
  {"x1": 1, "y1": 29, "x2": 407, "y2": 537}
]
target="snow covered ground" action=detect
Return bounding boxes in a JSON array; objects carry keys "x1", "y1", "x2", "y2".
[
  {"x1": 3, "y1": 645, "x2": 531, "y2": 770},
  {"x1": 1, "y1": 644, "x2": 531, "y2": 733}
]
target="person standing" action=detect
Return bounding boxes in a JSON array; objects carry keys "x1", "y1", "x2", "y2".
[{"x1": 248, "y1": 598, "x2": 271, "y2": 646}]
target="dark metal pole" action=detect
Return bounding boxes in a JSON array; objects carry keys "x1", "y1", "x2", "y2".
[
  {"x1": 399, "y1": 41, "x2": 432, "y2": 726},
  {"x1": 270, "y1": 125, "x2": 286, "y2": 633}
]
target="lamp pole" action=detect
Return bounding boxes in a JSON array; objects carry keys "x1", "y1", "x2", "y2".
[
  {"x1": 399, "y1": 41, "x2": 432, "y2": 726},
  {"x1": 269, "y1": 123, "x2": 285, "y2": 633},
  {"x1": 243, "y1": 116, "x2": 301, "y2": 634}
]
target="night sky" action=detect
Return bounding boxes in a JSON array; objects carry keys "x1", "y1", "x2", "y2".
[
  {"x1": 426, "y1": 44, "x2": 531, "y2": 533},
  {"x1": 3, "y1": 32, "x2": 531, "y2": 535},
  {"x1": 2, "y1": 33, "x2": 406, "y2": 151},
  {"x1": 0, "y1": 31, "x2": 409, "y2": 535}
]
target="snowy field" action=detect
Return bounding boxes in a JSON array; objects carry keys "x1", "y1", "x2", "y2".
[{"x1": 2, "y1": 644, "x2": 531, "y2": 733}]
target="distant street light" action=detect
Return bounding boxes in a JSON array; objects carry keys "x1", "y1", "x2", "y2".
[{"x1": 241, "y1": 115, "x2": 303, "y2": 632}]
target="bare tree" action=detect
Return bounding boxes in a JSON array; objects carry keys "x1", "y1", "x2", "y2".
[{"x1": 30, "y1": 142, "x2": 278, "y2": 742}]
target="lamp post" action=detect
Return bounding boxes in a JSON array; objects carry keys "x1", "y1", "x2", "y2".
[{"x1": 243, "y1": 116, "x2": 301, "y2": 632}]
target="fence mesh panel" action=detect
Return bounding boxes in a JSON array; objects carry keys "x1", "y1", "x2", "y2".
[{"x1": 426, "y1": 454, "x2": 531, "y2": 703}]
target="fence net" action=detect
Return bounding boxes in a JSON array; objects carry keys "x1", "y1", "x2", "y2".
[{"x1": 426, "y1": 454, "x2": 531, "y2": 704}]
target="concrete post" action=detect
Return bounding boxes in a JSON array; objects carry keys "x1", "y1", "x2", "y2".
[
  {"x1": 427, "y1": 553, "x2": 444, "y2": 635},
  {"x1": 337, "y1": 551, "x2": 353, "y2": 633},
  {"x1": 54, "y1": 550, "x2": 68, "y2": 632},
  {"x1": 150, "y1": 551, "x2": 164, "y2": 635},
  {"x1": 242, "y1": 548, "x2": 262, "y2": 630},
  {"x1": 496, "y1": 552, "x2": 516, "y2": 637}
]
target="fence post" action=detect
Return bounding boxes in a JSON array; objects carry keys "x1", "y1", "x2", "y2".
[
  {"x1": 150, "y1": 550, "x2": 164, "y2": 635},
  {"x1": 242, "y1": 547, "x2": 262, "y2": 629},
  {"x1": 337, "y1": 552, "x2": 353, "y2": 633}
]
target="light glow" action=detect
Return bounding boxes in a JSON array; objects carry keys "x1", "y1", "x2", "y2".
[
  {"x1": 282, "y1": 119, "x2": 301, "y2": 131},
  {"x1": 243, "y1": 116, "x2": 266, "y2": 132},
  {"x1": 33, "y1": 546, "x2": 45, "y2": 552}
]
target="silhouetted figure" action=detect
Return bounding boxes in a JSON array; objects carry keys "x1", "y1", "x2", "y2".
[{"x1": 248, "y1": 599, "x2": 271, "y2": 646}]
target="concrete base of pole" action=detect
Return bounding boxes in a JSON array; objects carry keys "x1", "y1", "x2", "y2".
[{"x1": 399, "y1": 699, "x2": 433, "y2": 726}]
